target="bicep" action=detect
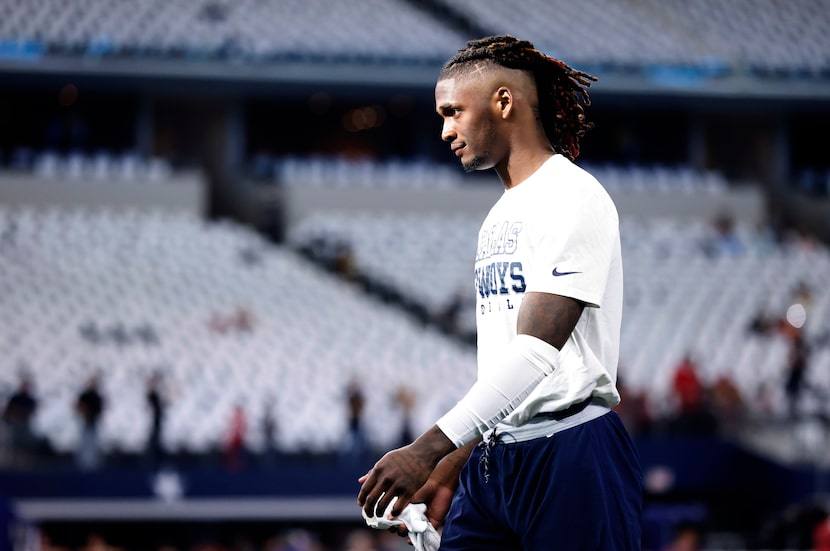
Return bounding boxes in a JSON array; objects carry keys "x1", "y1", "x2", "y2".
[{"x1": 516, "y1": 291, "x2": 584, "y2": 350}]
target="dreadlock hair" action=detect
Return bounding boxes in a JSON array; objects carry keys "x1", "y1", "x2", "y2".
[{"x1": 441, "y1": 35, "x2": 596, "y2": 161}]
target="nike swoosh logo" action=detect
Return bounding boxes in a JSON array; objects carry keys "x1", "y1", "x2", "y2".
[{"x1": 552, "y1": 267, "x2": 582, "y2": 277}]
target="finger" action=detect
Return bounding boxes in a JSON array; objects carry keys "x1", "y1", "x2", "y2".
[
  {"x1": 375, "y1": 489, "x2": 398, "y2": 520},
  {"x1": 389, "y1": 493, "x2": 411, "y2": 518},
  {"x1": 362, "y1": 485, "x2": 390, "y2": 518},
  {"x1": 387, "y1": 525, "x2": 408, "y2": 538},
  {"x1": 356, "y1": 470, "x2": 377, "y2": 506}
]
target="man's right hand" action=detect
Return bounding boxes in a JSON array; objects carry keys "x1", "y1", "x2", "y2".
[
  {"x1": 358, "y1": 425, "x2": 456, "y2": 519},
  {"x1": 389, "y1": 438, "x2": 479, "y2": 538}
]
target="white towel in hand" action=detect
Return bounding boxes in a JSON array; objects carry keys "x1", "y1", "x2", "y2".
[{"x1": 362, "y1": 496, "x2": 441, "y2": 551}]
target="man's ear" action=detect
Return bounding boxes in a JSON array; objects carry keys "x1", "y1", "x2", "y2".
[{"x1": 496, "y1": 87, "x2": 513, "y2": 119}]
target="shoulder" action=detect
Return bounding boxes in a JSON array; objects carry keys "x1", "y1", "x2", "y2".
[
  {"x1": 525, "y1": 156, "x2": 617, "y2": 220},
  {"x1": 550, "y1": 156, "x2": 610, "y2": 199}
]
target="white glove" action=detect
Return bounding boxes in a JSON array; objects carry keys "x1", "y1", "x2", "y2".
[{"x1": 362, "y1": 496, "x2": 441, "y2": 551}]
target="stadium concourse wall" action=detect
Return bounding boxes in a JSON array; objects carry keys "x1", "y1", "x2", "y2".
[
  {"x1": 0, "y1": 169, "x2": 767, "y2": 228},
  {"x1": 278, "y1": 179, "x2": 767, "y2": 227},
  {"x1": 0, "y1": 171, "x2": 207, "y2": 216}
]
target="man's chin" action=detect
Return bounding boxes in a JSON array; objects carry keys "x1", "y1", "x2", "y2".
[{"x1": 462, "y1": 154, "x2": 489, "y2": 173}]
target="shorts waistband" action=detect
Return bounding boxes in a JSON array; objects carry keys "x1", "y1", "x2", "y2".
[{"x1": 485, "y1": 401, "x2": 610, "y2": 444}]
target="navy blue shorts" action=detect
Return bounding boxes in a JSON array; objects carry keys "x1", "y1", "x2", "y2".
[{"x1": 439, "y1": 411, "x2": 642, "y2": 550}]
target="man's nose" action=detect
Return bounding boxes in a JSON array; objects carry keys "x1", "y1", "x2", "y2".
[{"x1": 441, "y1": 120, "x2": 455, "y2": 142}]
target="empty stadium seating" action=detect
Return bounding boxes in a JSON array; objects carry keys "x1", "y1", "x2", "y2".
[
  {"x1": 274, "y1": 156, "x2": 466, "y2": 190},
  {"x1": 1, "y1": 0, "x2": 827, "y2": 75},
  {"x1": 30, "y1": 150, "x2": 173, "y2": 183},
  {"x1": 447, "y1": 0, "x2": 830, "y2": 75},
  {"x1": 270, "y1": 156, "x2": 731, "y2": 193},
  {"x1": 0, "y1": 206, "x2": 477, "y2": 456},
  {"x1": 0, "y1": 0, "x2": 464, "y2": 61},
  {"x1": 2, "y1": 166, "x2": 828, "y2": 458}
]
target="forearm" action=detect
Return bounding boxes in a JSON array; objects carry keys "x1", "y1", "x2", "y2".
[
  {"x1": 429, "y1": 436, "x2": 480, "y2": 490},
  {"x1": 409, "y1": 424, "x2": 458, "y2": 469}
]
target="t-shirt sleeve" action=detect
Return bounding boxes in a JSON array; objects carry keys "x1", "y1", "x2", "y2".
[{"x1": 524, "y1": 191, "x2": 618, "y2": 308}]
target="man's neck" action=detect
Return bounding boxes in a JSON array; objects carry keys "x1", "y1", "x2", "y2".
[{"x1": 496, "y1": 148, "x2": 555, "y2": 190}]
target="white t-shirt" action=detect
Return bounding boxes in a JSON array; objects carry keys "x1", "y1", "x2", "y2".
[{"x1": 473, "y1": 154, "x2": 622, "y2": 429}]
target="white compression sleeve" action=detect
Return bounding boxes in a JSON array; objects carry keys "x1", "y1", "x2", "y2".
[{"x1": 436, "y1": 334, "x2": 560, "y2": 447}]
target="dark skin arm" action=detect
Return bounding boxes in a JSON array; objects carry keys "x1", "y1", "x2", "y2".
[{"x1": 357, "y1": 292, "x2": 584, "y2": 518}]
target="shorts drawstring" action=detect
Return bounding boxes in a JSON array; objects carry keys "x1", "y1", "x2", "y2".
[
  {"x1": 478, "y1": 429, "x2": 515, "y2": 484},
  {"x1": 478, "y1": 431, "x2": 495, "y2": 484}
]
